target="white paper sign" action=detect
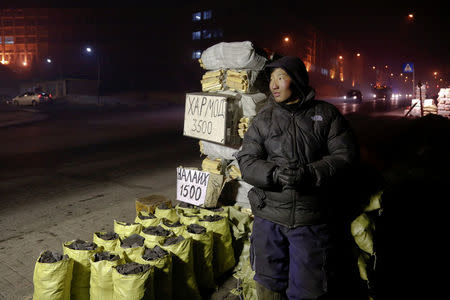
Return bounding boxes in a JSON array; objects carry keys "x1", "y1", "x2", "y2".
[
  {"x1": 176, "y1": 168, "x2": 210, "y2": 205},
  {"x1": 184, "y1": 93, "x2": 227, "y2": 144}
]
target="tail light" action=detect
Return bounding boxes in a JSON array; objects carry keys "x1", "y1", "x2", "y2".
[
  {"x1": 39, "y1": 94, "x2": 42, "y2": 98},
  {"x1": 49, "y1": 93, "x2": 52, "y2": 98}
]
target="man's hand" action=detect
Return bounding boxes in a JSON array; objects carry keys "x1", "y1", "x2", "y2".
[{"x1": 273, "y1": 166, "x2": 307, "y2": 188}]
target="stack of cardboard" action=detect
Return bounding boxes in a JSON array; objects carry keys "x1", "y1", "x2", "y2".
[
  {"x1": 180, "y1": 41, "x2": 270, "y2": 209},
  {"x1": 437, "y1": 88, "x2": 450, "y2": 118}
]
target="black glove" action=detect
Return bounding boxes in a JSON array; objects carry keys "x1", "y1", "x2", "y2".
[{"x1": 273, "y1": 166, "x2": 307, "y2": 188}]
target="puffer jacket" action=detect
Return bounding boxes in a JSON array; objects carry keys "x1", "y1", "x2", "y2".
[{"x1": 236, "y1": 90, "x2": 358, "y2": 228}]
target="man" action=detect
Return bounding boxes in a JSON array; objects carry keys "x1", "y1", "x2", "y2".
[{"x1": 236, "y1": 56, "x2": 359, "y2": 299}]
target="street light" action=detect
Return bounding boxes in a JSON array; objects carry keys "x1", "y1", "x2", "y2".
[
  {"x1": 356, "y1": 53, "x2": 361, "y2": 57},
  {"x1": 338, "y1": 55, "x2": 343, "y2": 60},
  {"x1": 283, "y1": 36, "x2": 290, "y2": 43},
  {"x1": 84, "y1": 46, "x2": 101, "y2": 105},
  {"x1": 46, "y1": 58, "x2": 52, "y2": 63}
]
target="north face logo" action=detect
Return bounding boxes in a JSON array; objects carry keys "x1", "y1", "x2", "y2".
[{"x1": 311, "y1": 115, "x2": 323, "y2": 121}]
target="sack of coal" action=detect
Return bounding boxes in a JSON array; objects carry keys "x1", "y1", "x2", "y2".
[
  {"x1": 89, "y1": 251, "x2": 125, "y2": 299},
  {"x1": 33, "y1": 250, "x2": 73, "y2": 300},
  {"x1": 117, "y1": 234, "x2": 146, "y2": 263},
  {"x1": 160, "y1": 218, "x2": 186, "y2": 236},
  {"x1": 63, "y1": 239, "x2": 99, "y2": 300},
  {"x1": 154, "y1": 203, "x2": 179, "y2": 223},
  {"x1": 114, "y1": 220, "x2": 142, "y2": 240},
  {"x1": 137, "y1": 245, "x2": 173, "y2": 300},
  {"x1": 140, "y1": 225, "x2": 173, "y2": 248},
  {"x1": 199, "y1": 215, "x2": 236, "y2": 279},
  {"x1": 160, "y1": 235, "x2": 201, "y2": 300},
  {"x1": 93, "y1": 231, "x2": 120, "y2": 252},
  {"x1": 134, "y1": 211, "x2": 160, "y2": 227},
  {"x1": 112, "y1": 262, "x2": 154, "y2": 300},
  {"x1": 351, "y1": 213, "x2": 375, "y2": 255},
  {"x1": 182, "y1": 224, "x2": 215, "y2": 290},
  {"x1": 178, "y1": 210, "x2": 202, "y2": 226}
]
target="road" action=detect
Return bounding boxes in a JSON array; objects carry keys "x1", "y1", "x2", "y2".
[{"x1": 0, "y1": 97, "x2": 412, "y2": 299}]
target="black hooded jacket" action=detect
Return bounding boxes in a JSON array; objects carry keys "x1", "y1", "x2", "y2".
[{"x1": 236, "y1": 56, "x2": 359, "y2": 227}]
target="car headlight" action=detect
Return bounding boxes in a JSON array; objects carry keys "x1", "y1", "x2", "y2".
[{"x1": 353, "y1": 96, "x2": 357, "y2": 99}]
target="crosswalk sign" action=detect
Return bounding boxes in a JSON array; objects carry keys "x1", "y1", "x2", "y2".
[{"x1": 402, "y1": 63, "x2": 414, "y2": 73}]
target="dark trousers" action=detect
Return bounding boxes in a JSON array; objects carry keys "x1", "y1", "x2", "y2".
[{"x1": 250, "y1": 216, "x2": 334, "y2": 300}]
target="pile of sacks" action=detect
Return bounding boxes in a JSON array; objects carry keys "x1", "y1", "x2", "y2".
[
  {"x1": 407, "y1": 99, "x2": 437, "y2": 117},
  {"x1": 195, "y1": 41, "x2": 270, "y2": 209},
  {"x1": 437, "y1": 88, "x2": 450, "y2": 118},
  {"x1": 33, "y1": 201, "x2": 253, "y2": 300}
]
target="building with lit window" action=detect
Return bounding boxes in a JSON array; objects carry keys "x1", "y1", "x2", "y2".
[{"x1": 0, "y1": 8, "x2": 49, "y2": 69}]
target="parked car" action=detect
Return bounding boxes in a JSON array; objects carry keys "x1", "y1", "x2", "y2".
[
  {"x1": 10, "y1": 92, "x2": 53, "y2": 106},
  {"x1": 344, "y1": 89, "x2": 363, "y2": 103}
]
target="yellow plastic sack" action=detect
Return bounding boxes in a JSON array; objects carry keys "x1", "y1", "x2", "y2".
[
  {"x1": 199, "y1": 206, "x2": 228, "y2": 218},
  {"x1": 231, "y1": 239, "x2": 256, "y2": 300},
  {"x1": 89, "y1": 252, "x2": 125, "y2": 300},
  {"x1": 112, "y1": 263, "x2": 154, "y2": 300},
  {"x1": 114, "y1": 220, "x2": 142, "y2": 240},
  {"x1": 93, "y1": 232, "x2": 120, "y2": 252},
  {"x1": 161, "y1": 236, "x2": 201, "y2": 300},
  {"x1": 116, "y1": 245, "x2": 145, "y2": 263},
  {"x1": 140, "y1": 225, "x2": 173, "y2": 248},
  {"x1": 199, "y1": 215, "x2": 236, "y2": 279},
  {"x1": 137, "y1": 246, "x2": 173, "y2": 300},
  {"x1": 183, "y1": 225, "x2": 215, "y2": 290},
  {"x1": 134, "y1": 211, "x2": 161, "y2": 227},
  {"x1": 33, "y1": 251, "x2": 74, "y2": 300},
  {"x1": 178, "y1": 210, "x2": 202, "y2": 225},
  {"x1": 175, "y1": 203, "x2": 201, "y2": 215},
  {"x1": 154, "y1": 206, "x2": 179, "y2": 223},
  {"x1": 63, "y1": 240, "x2": 100, "y2": 300},
  {"x1": 160, "y1": 218, "x2": 186, "y2": 236},
  {"x1": 351, "y1": 213, "x2": 375, "y2": 255}
]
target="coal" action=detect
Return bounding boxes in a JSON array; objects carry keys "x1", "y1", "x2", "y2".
[
  {"x1": 96, "y1": 232, "x2": 119, "y2": 240},
  {"x1": 38, "y1": 251, "x2": 68, "y2": 263},
  {"x1": 206, "y1": 207, "x2": 224, "y2": 212},
  {"x1": 93, "y1": 252, "x2": 120, "y2": 262},
  {"x1": 162, "y1": 219, "x2": 182, "y2": 227},
  {"x1": 157, "y1": 203, "x2": 171, "y2": 209},
  {"x1": 187, "y1": 224, "x2": 207, "y2": 234},
  {"x1": 120, "y1": 234, "x2": 145, "y2": 248},
  {"x1": 142, "y1": 225, "x2": 171, "y2": 236},
  {"x1": 115, "y1": 262, "x2": 151, "y2": 275},
  {"x1": 137, "y1": 212, "x2": 156, "y2": 220},
  {"x1": 200, "y1": 215, "x2": 224, "y2": 222},
  {"x1": 178, "y1": 202, "x2": 198, "y2": 209},
  {"x1": 66, "y1": 239, "x2": 97, "y2": 250},
  {"x1": 163, "y1": 235, "x2": 185, "y2": 246},
  {"x1": 142, "y1": 246, "x2": 169, "y2": 261}
]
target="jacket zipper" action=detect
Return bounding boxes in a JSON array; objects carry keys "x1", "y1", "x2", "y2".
[{"x1": 290, "y1": 112, "x2": 297, "y2": 228}]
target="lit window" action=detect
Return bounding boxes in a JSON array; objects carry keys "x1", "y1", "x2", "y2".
[
  {"x1": 5, "y1": 36, "x2": 14, "y2": 44},
  {"x1": 203, "y1": 10, "x2": 212, "y2": 20},
  {"x1": 192, "y1": 12, "x2": 201, "y2": 21},
  {"x1": 212, "y1": 29, "x2": 223, "y2": 38},
  {"x1": 192, "y1": 50, "x2": 202, "y2": 59},
  {"x1": 192, "y1": 31, "x2": 201, "y2": 40},
  {"x1": 321, "y1": 68, "x2": 329, "y2": 76},
  {"x1": 202, "y1": 30, "x2": 212, "y2": 39}
]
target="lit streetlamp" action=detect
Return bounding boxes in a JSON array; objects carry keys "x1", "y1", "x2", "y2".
[{"x1": 85, "y1": 46, "x2": 101, "y2": 105}]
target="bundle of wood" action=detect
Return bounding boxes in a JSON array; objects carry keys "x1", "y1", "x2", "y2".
[{"x1": 201, "y1": 69, "x2": 225, "y2": 92}]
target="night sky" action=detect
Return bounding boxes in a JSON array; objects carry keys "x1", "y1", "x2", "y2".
[{"x1": 1, "y1": 2, "x2": 449, "y2": 91}]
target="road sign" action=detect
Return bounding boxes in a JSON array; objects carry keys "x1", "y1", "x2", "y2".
[{"x1": 402, "y1": 63, "x2": 414, "y2": 73}]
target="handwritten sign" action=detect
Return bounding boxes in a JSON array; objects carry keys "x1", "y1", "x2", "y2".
[
  {"x1": 176, "y1": 167, "x2": 210, "y2": 205},
  {"x1": 184, "y1": 93, "x2": 227, "y2": 144}
]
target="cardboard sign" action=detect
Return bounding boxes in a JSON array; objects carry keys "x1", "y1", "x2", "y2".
[
  {"x1": 176, "y1": 168, "x2": 210, "y2": 205},
  {"x1": 184, "y1": 93, "x2": 227, "y2": 144}
]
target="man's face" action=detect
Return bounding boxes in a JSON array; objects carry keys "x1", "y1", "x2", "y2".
[{"x1": 270, "y1": 68, "x2": 292, "y2": 103}]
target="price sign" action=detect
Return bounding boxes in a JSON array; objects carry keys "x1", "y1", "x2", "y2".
[
  {"x1": 176, "y1": 167, "x2": 210, "y2": 205},
  {"x1": 184, "y1": 93, "x2": 227, "y2": 144}
]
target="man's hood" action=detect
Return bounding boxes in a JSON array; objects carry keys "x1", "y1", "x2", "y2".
[{"x1": 265, "y1": 56, "x2": 312, "y2": 102}]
